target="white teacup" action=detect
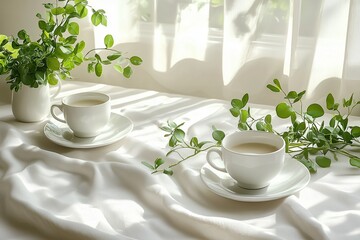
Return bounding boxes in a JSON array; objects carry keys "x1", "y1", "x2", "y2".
[
  {"x1": 50, "y1": 92, "x2": 111, "y2": 138},
  {"x1": 206, "y1": 131, "x2": 285, "y2": 189}
]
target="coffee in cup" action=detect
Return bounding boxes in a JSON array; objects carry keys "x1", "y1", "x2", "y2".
[
  {"x1": 50, "y1": 92, "x2": 111, "y2": 138},
  {"x1": 206, "y1": 131, "x2": 285, "y2": 189}
]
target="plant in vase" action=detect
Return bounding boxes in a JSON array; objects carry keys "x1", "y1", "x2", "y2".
[{"x1": 0, "y1": 0, "x2": 142, "y2": 122}]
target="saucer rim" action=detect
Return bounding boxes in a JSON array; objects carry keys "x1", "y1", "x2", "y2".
[
  {"x1": 200, "y1": 158, "x2": 310, "y2": 202},
  {"x1": 44, "y1": 112, "x2": 133, "y2": 148}
]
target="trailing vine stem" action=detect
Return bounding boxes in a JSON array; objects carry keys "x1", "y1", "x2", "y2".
[{"x1": 142, "y1": 79, "x2": 360, "y2": 175}]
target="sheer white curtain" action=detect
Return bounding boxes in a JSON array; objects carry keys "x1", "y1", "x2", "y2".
[{"x1": 83, "y1": 0, "x2": 360, "y2": 109}]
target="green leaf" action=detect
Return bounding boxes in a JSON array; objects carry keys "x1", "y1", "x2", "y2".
[
  {"x1": 174, "y1": 129, "x2": 185, "y2": 142},
  {"x1": 316, "y1": 156, "x2": 331, "y2": 168},
  {"x1": 154, "y1": 158, "x2": 165, "y2": 169},
  {"x1": 68, "y1": 22, "x2": 80, "y2": 35},
  {"x1": 87, "y1": 63, "x2": 94, "y2": 73},
  {"x1": 350, "y1": 157, "x2": 360, "y2": 168},
  {"x1": 307, "y1": 103, "x2": 324, "y2": 118},
  {"x1": 163, "y1": 169, "x2": 173, "y2": 176},
  {"x1": 107, "y1": 54, "x2": 121, "y2": 61},
  {"x1": 256, "y1": 121, "x2": 266, "y2": 131},
  {"x1": 231, "y1": 99, "x2": 243, "y2": 108},
  {"x1": 326, "y1": 93, "x2": 335, "y2": 110},
  {"x1": 345, "y1": 94, "x2": 353, "y2": 107},
  {"x1": 169, "y1": 135, "x2": 177, "y2": 147},
  {"x1": 212, "y1": 130, "x2": 225, "y2": 143},
  {"x1": 48, "y1": 73, "x2": 59, "y2": 85},
  {"x1": 114, "y1": 64, "x2": 123, "y2": 73},
  {"x1": 95, "y1": 63, "x2": 102, "y2": 77},
  {"x1": 267, "y1": 84, "x2": 280, "y2": 92},
  {"x1": 229, "y1": 107, "x2": 239, "y2": 117},
  {"x1": 273, "y1": 79, "x2": 282, "y2": 89},
  {"x1": 190, "y1": 137, "x2": 198, "y2": 147},
  {"x1": 38, "y1": 20, "x2": 47, "y2": 31},
  {"x1": 238, "y1": 122, "x2": 248, "y2": 130},
  {"x1": 104, "y1": 34, "x2": 114, "y2": 48},
  {"x1": 130, "y1": 56, "x2": 143, "y2": 66},
  {"x1": 46, "y1": 57, "x2": 60, "y2": 70},
  {"x1": 123, "y1": 66, "x2": 133, "y2": 78},
  {"x1": 76, "y1": 4, "x2": 88, "y2": 18},
  {"x1": 240, "y1": 109, "x2": 248, "y2": 123},
  {"x1": 265, "y1": 114, "x2": 272, "y2": 124},
  {"x1": 276, "y1": 102, "x2": 294, "y2": 119},
  {"x1": 351, "y1": 126, "x2": 360, "y2": 138},
  {"x1": 35, "y1": 71, "x2": 46, "y2": 84},
  {"x1": 51, "y1": 7, "x2": 65, "y2": 15},
  {"x1": 65, "y1": 4, "x2": 75, "y2": 14},
  {"x1": 17, "y1": 30, "x2": 27, "y2": 40},
  {"x1": 242, "y1": 93, "x2": 249, "y2": 106},
  {"x1": 286, "y1": 91, "x2": 298, "y2": 99},
  {"x1": 298, "y1": 157, "x2": 317, "y2": 173},
  {"x1": 168, "y1": 120, "x2": 178, "y2": 129},
  {"x1": 91, "y1": 12, "x2": 102, "y2": 26},
  {"x1": 77, "y1": 41, "x2": 86, "y2": 53},
  {"x1": 142, "y1": 161, "x2": 155, "y2": 170},
  {"x1": 343, "y1": 131, "x2": 353, "y2": 143},
  {"x1": 297, "y1": 122, "x2": 306, "y2": 131}
]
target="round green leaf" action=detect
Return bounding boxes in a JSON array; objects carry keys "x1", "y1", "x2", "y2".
[
  {"x1": 65, "y1": 4, "x2": 75, "y2": 14},
  {"x1": 351, "y1": 126, "x2": 360, "y2": 138},
  {"x1": 17, "y1": 30, "x2": 27, "y2": 40},
  {"x1": 104, "y1": 34, "x2": 114, "y2": 48},
  {"x1": 76, "y1": 5, "x2": 88, "y2": 18},
  {"x1": 38, "y1": 20, "x2": 47, "y2": 31},
  {"x1": 350, "y1": 157, "x2": 360, "y2": 168},
  {"x1": 174, "y1": 129, "x2": 185, "y2": 142},
  {"x1": 316, "y1": 156, "x2": 331, "y2": 168},
  {"x1": 68, "y1": 22, "x2": 79, "y2": 35},
  {"x1": 48, "y1": 73, "x2": 59, "y2": 85},
  {"x1": 212, "y1": 130, "x2": 225, "y2": 143},
  {"x1": 307, "y1": 103, "x2": 324, "y2": 118},
  {"x1": 130, "y1": 56, "x2": 143, "y2": 66},
  {"x1": 231, "y1": 99, "x2": 243, "y2": 108},
  {"x1": 91, "y1": 12, "x2": 102, "y2": 26},
  {"x1": 46, "y1": 57, "x2": 60, "y2": 70},
  {"x1": 276, "y1": 102, "x2": 294, "y2": 119},
  {"x1": 51, "y1": 7, "x2": 65, "y2": 15},
  {"x1": 265, "y1": 114, "x2": 271, "y2": 124},
  {"x1": 229, "y1": 107, "x2": 240, "y2": 117},
  {"x1": 286, "y1": 91, "x2": 298, "y2": 99}
]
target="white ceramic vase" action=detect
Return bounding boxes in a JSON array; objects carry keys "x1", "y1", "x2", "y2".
[{"x1": 11, "y1": 84, "x2": 61, "y2": 122}]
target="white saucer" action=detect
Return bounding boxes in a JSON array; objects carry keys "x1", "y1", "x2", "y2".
[
  {"x1": 44, "y1": 113, "x2": 133, "y2": 148},
  {"x1": 200, "y1": 158, "x2": 310, "y2": 202}
]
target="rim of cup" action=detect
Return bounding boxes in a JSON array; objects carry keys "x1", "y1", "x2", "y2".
[
  {"x1": 62, "y1": 92, "x2": 110, "y2": 107},
  {"x1": 222, "y1": 131, "x2": 285, "y2": 156}
]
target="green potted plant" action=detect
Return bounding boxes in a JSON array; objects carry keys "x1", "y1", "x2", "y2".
[{"x1": 0, "y1": 0, "x2": 142, "y2": 122}]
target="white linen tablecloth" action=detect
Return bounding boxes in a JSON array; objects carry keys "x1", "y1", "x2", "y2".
[{"x1": 0, "y1": 81, "x2": 359, "y2": 240}]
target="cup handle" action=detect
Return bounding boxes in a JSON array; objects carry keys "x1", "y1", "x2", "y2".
[
  {"x1": 206, "y1": 149, "x2": 227, "y2": 172},
  {"x1": 50, "y1": 104, "x2": 66, "y2": 123},
  {"x1": 50, "y1": 81, "x2": 62, "y2": 100}
]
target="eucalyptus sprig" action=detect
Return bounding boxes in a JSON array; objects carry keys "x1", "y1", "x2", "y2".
[
  {"x1": 144, "y1": 79, "x2": 360, "y2": 175},
  {"x1": 142, "y1": 121, "x2": 225, "y2": 175}
]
